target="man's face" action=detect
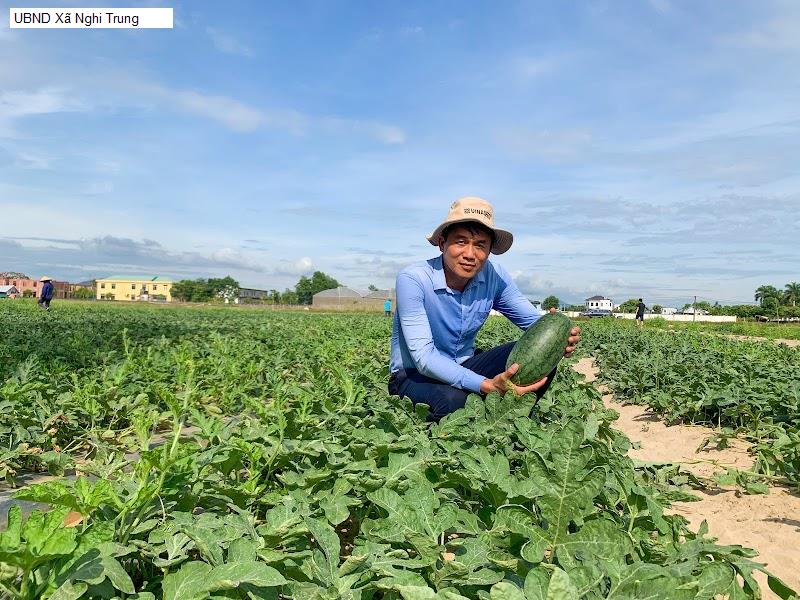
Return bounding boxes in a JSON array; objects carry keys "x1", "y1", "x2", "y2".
[{"x1": 438, "y1": 225, "x2": 492, "y2": 281}]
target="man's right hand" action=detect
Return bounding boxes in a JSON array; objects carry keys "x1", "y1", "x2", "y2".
[{"x1": 480, "y1": 363, "x2": 549, "y2": 396}]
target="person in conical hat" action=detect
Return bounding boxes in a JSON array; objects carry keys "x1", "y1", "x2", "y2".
[
  {"x1": 388, "y1": 197, "x2": 581, "y2": 421},
  {"x1": 38, "y1": 276, "x2": 55, "y2": 310}
]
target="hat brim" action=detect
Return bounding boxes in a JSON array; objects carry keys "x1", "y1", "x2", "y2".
[{"x1": 426, "y1": 219, "x2": 513, "y2": 255}]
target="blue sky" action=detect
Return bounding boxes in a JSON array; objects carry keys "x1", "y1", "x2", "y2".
[{"x1": 1, "y1": 0, "x2": 798, "y2": 306}]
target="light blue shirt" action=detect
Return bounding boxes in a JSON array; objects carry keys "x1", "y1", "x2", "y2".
[{"x1": 390, "y1": 255, "x2": 545, "y2": 393}]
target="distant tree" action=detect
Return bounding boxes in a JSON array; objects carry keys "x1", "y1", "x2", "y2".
[
  {"x1": 171, "y1": 279, "x2": 197, "y2": 302},
  {"x1": 208, "y1": 276, "x2": 239, "y2": 298},
  {"x1": 618, "y1": 299, "x2": 640, "y2": 313},
  {"x1": 754, "y1": 285, "x2": 780, "y2": 307},
  {"x1": 72, "y1": 287, "x2": 94, "y2": 300},
  {"x1": 784, "y1": 282, "x2": 800, "y2": 307},
  {"x1": 694, "y1": 301, "x2": 712, "y2": 312},
  {"x1": 368, "y1": 284, "x2": 379, "y2": 292},
  {"x1": 171, "y1": 276, "x2": 239, "y2": 302},
  {"x1": 295, "y1": 271, "x2": 339, "y2": 305},
  {"x1": 281, "y1": 288, "x2": 299, "y2": 305},
  {"x1": 652, "y1": 304, "x2": 662, "y2": 314},
  {"x1": 542, "y1": 295, "x2": 560, "y2": 310},
  {"x1": 268, "y1": 289, "x2": 280, "y2": 304},
  {"x1": 22, "y1": 289, "x2": 35, "y2": 298},
  {"x1": 564, "y1": 304, "x2": 584, "y2": 312},
  {"x1": 681, "y1": 301, "x2": 712, "y2": 312}
]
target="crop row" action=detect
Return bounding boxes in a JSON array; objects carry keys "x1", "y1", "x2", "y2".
[
  {"x1": 0, "y1": 303, "x2": 795, "y2": 599},
  {"x1": 580, "y1": 319, "x2": 800, "y2": 490}
]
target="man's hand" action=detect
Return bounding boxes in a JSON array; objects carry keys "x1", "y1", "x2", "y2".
[
  {"x1": 565, "y1": 326, "x2": 581, "y2": 357},
  {"x1": 548, "y1": 307, "x2": 581, "y2": 357},
  {"x1": 480, "y1": 363, "x2": 548, "y2": 396}
]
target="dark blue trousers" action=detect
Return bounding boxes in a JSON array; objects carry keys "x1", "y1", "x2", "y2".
[{"x1": 388, "y1": 342, "x2": 556, "y2": 421}]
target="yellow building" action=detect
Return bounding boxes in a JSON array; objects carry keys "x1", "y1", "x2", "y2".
[{"x1": 96, "y1": 275, "x2": 174, "y2": 302}]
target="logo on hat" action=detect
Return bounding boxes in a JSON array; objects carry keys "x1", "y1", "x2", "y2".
[{"x1": 427, "y1": 197, "x2": 513, "y2": 255}]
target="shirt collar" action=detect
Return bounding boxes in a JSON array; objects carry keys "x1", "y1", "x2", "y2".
[{"x1": 430, "y1": 255, "x2": 488, "y2": 292}]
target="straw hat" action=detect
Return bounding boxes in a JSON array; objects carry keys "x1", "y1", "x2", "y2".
[
  {"x1": 426, "y1": 197, "x2": 513, "y2": 254},
  {"x1": 39, "y1": 276, "x2": 52, "y2": 282}
]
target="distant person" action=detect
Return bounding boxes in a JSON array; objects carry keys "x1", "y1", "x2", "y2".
[
  {"x1": 384, "y1": 298, "x2": 392, "y2": 317},
  {"x1": 635, "y1": 298, "x2": 646, "y2": 328},
  {"x1": 38, "y1": 276, "x2": 54, "y2": 310},
  {"x1": 388, "y1": 196, "x2": 581, "y2": 421}
]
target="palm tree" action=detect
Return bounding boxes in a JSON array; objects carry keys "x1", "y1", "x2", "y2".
[
  {"x1": 784, "y1": 282, "x2": 800, "y2": 307},
  {"x1": 754, "y1": 285, "x2": 780, "y2": 307}
]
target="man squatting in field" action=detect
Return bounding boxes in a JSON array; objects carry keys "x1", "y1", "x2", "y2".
[{"x1": 388, "y1": 197, "x2": 581, "y2": 421}]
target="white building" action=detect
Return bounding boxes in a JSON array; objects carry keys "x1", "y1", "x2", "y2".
[
  {"x1": 584, "y1": 295, "x2": 613, "y2": 311},
  {"x1": 0, "y1": 285, "x2": 19, "y2": 298},
  {"x1": 661, "y1": 306, "x2": 678, "y2": 315}
]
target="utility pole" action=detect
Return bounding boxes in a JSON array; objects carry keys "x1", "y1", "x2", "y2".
[{"x1": 693, "y1": 295, "x2": 697, "y2": 322}]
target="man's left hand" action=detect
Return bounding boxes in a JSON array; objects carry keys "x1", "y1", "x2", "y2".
[{"x1": 548, "y1": 307, "x2": 581, "y2": 357}]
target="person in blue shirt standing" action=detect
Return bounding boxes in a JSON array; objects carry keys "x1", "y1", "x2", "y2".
[
  {"x1": 388, "y1": 197, "x2": 581, "y2": 421},
  {"x1": 38, "y1": 276, "x2": 55, "y2": 310},
  {"x1": 384, "y1": 298, "x2": 392, "y2": 317}
]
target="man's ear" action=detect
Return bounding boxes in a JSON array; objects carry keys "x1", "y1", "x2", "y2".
[{"x1": 437, "y1": 236, "x2": 446, "y2": 253}]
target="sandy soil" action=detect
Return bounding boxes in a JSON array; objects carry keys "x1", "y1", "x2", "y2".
[
  {"x1": 574, "y1": 357, "x2": 800, "y2": 598},
  {"x1": 680, "y1": 328, "x2": 800, "y2": 348},
  {"x1": 724, "y1": 334, "x2": 800, "y2": 348}
]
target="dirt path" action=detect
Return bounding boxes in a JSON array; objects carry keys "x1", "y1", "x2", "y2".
[
  {"x1": 573, "y1": 357, "x2": 800, "y2": 597},
  {"x1": 725, "y1": 334, "x2": 800, "y2": 348},
  {"x1": 683, "y1": 329, "x2": 800, "y2": 348}
]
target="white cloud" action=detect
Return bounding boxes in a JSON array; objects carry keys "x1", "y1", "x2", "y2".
[
  {"x1": 322, "y1": 117, "x2": 407, "y2": 145},
  {"x1": 12, "y1": 151, "x2": 51, "y2": 169},
  {"x1": 649, "y1": 0, "x2": 671, "y2": 14},
  {"x1": 170, "y1": 89, "x2": 265, "y2": 132},
  {"x1": 206, "y1": 27, "x2": 254, "y2": 57},
  {"x1": 726, "y1": 15, "x2": 800, "y2": 51},
  {"x1": 0, "y1": 48, "x2": 405, "y2": 141},
  {"x1": 399, "y1": 25, "x2": 424, "y2": 36},
  {"x1": 0, "y1": 89, "x2": 87, "y2": 123},
  {"x1": 0, "y1": 235, "x2": 268, "y2": 275},
  {"x1": 515, "y1": 56, "x2": 559, "y2": 79},
  {"x1": 494, "y1": 128, "x2": 593, "y2": 162},
  {"x1": 273, "y1": 256, "x2": 314, "y2": 276}
]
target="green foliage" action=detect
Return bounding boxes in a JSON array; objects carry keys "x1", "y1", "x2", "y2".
[
  {"x1": 652, "y1": 304, "x2": 662, "y2": 314},
  {"x1": 0, "y1": 303, "x2": 795, "y2": 599},
  {"x1": 580, "y1": 320, "x2": 800, "y2": 489},
  {"x1": 295, "y1": 271, "x2": 340, "y2": 305},
  {"x1": 755, "y1": 284, "x2": 781, "y2": 307},
  {"x1": 171, "y1": 276, "x2": 240, "y2": 302},
  {"x1": 71, "y1": 287, "x2": 94, "y2": 300},
  {"x1": 617, "y1": 299, "x2": 639, "y2": 313},
  {"x1": 785, "y1": 282, "x2": 800, "y2": 307},
  {"x1": 681, "y1": 301, "x2": 712, "y2": 312},
  {"x1": 541, "y1": 295, "x2": 560, "y2": 310},
  {"x1": 281, "y1": 288, "x2": 299, "y2": 305},
  {"x1": 22, "y1": 289, "x2": 35, "y2": 298}
]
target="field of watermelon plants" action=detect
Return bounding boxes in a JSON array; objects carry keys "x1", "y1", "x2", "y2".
[
  {"x1": 0, "y1": 301, "x2": 797, "y2": 599},
  {"x1": 641, "y1": 319, "x2": 800, "y2": 342},
  {"x1": 580, "y1": 320, "x2": 800, "y2": 492}
]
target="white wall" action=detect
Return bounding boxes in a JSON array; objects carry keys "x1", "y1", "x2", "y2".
[
  {"x1": 564, "y1": 311, "x2": 736, "y2": 322},
  {"x1": 615, "y1": 313, "x2": 736, "y2": 322}
]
